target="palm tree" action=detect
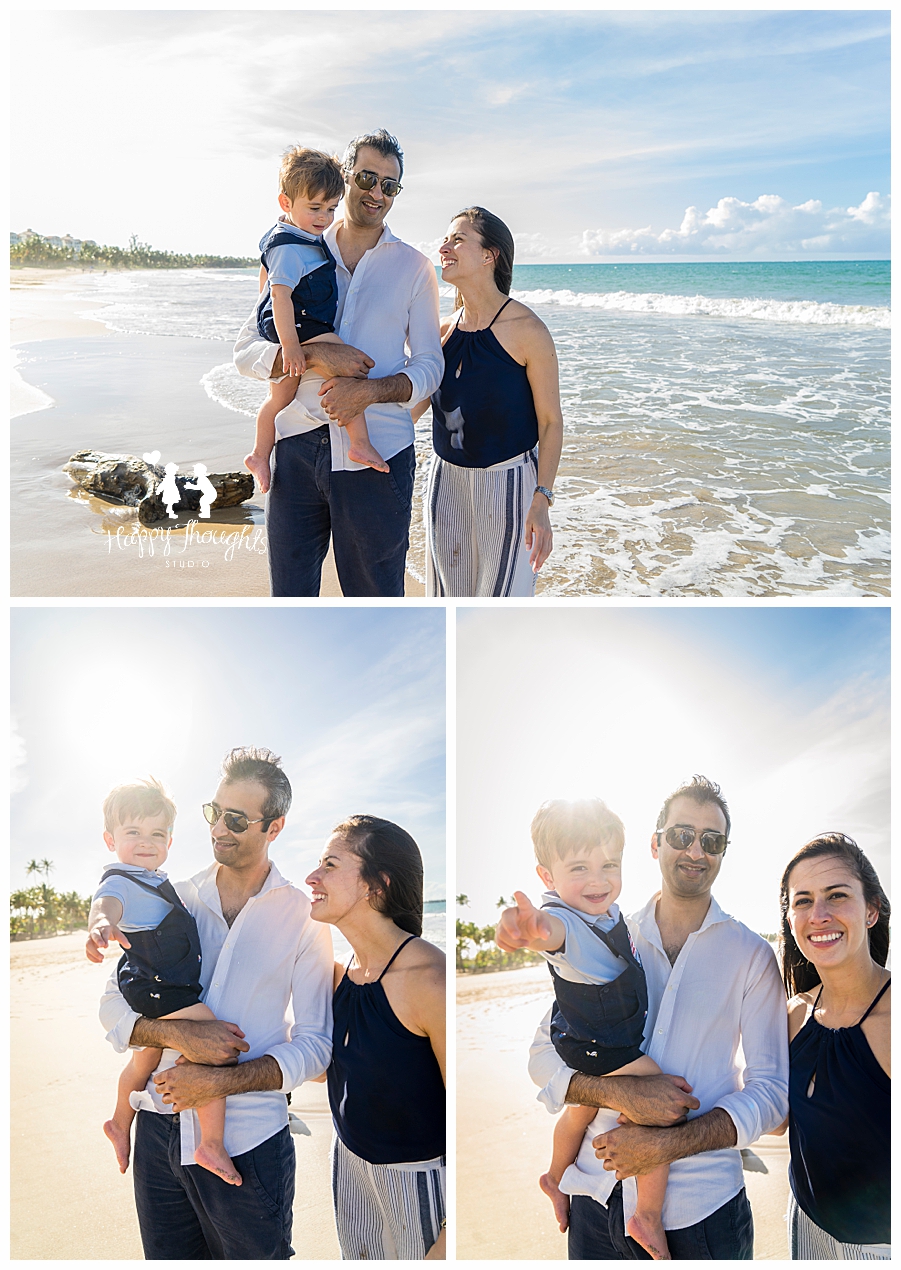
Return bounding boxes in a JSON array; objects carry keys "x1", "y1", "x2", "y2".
[{"x1": 456, "y1": 894, "x2": 469, "y2": 907}]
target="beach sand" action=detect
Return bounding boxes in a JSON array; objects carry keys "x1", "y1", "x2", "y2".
[
  {"x1": 10, "y1": 269, "x2": 424, "y2": 598},
  {"x1": 457, "y1": 965, "x2": 790, "y2": 1261},
  {"x1": 10, "y1": 930, "x2": 340, "y2": 1260}
]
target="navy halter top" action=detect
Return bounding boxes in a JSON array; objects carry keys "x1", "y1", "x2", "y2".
[
  {"x1": 327, "y1": 935, "x2": 446, "y2": 1165},
  {"x1": 788, "y1": 978, "x2": 890, "y2": 1244},
  {"x1": 431, "y1": 299, "x2": 540, "y2": 468}
]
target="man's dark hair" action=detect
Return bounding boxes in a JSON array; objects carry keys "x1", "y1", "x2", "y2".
[
  {"x1": 655, "y1": 774, "x2": 731, "y2": 840},
  {"x1": 779, "y1": 833, "x2": 890, "y2": 997},
  {"x1": 342, "y1": 128, "x2": 404, "y2": 180},
  {"x1": 333, "y1": 814, "x2": 423, "y2": 937},
  {"x1": 220, "y1": 747, "x2": 292, "y2": 827}
]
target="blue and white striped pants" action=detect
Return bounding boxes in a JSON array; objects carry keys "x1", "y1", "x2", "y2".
[
  {"x1": 789, "y1": 1194, "x2": 891, "y2": 1259},
  {"x1": 425, "y1": 449, "x2": 538, "y2": 597},
  {"x1": 331, "y1": 1135, "x2": 445, "y2": 1260}
]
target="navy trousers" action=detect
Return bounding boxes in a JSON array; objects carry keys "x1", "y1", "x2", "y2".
[
  {"x1": 568, "y1": 1183, "x2": 754, "y2": 1260},
  {"x1": 267, "y1": 427, "x2": 415, "y2": 597},
  {"x1": 133, "y1": 1111, "x2": 295, "y2": 1260}
]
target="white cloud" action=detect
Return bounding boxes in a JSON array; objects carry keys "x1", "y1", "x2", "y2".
[
  {"x1": 580, "y1": 191, "x2": 890, "y2": 257},
  {"x1": 513, "y1": 232, "x2": 554, "y2": 260}
]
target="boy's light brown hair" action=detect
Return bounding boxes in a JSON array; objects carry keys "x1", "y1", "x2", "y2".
[
  {"x1": 280, "y1": 146, "x2": 344, "y2": 203},
  {"x1": 103, "y1": 778, "x2": 177, "y2": 834},
  {"x1": 531, "y1": 797, "x2": 625, "y2": 868}
]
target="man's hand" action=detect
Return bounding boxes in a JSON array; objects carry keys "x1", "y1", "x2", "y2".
[
  {"x1": 524, "y1": 496, "x2": 553, "y2": 572},
  {"x1": 302, "y1": 342, "x2": 374, "y2": 380},
  {"x1": 280, "y1": 343, "x2": 307, "y2": 378},
  {"x1": 318, "y1": 376, "x2": 378, "y2": 426},
  {"x1": 566, "y1": 1071, "x2": 699, "y2": 1125},
  {"x1": 85, "y1": 923, "x2": 131, "y2": 963},
  {"x1": 132, "y1": 1017, "x2": 249, "y2": 1066},
  {"x1": 496, "y1": 892, "x2": 553, "y2": 951},
  {"x1": 593, "y1": 1124, "x2": 670, "y2": 1178},
  {"x1": 153, "y1": 1059, "x2": 224, "y2": 1111}
]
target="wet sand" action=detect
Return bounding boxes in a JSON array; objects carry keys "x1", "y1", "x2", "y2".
[
  {"x1": 457, "y1": 965, "x2": 791, "y2": 1261},
  {"x1": 10, "y1": 269, "x2": 423, "y2": 598},
  {"x1": 10, "y1": 931, "x2": 340, "y2": 1260}
]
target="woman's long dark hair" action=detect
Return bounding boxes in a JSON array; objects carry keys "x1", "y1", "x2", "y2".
[
  {"x1": 333, "y1": 814, "x2": 424, "y2": 937},
  {"x1": 451, "y1": 206, "x2": 514, "y2": 313},
  {"x1": 779, "y1": 833, "x2": 890, "y2": 997}
]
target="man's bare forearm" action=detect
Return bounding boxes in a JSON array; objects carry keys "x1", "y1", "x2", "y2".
[
  {"x1": 130, "y1": 1016, "x2": 249, "y2": 1065},
  {"x1": 204, "y1": 1054, "x2": 284, "y2": 1097},
  {"x1": 640, "y1": 1108, "x2": 737, "y2": 1167},
  {"x1": 565, "y1": 1071, "x2": 699, "y2": 1125},
  {"x1": 368, "y1": 371, "x2": 412, "y2": 403}
]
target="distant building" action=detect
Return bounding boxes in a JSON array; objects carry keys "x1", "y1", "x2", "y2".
[{"x1": 11, "y1": 229, "x2": 97, "y2": 254}]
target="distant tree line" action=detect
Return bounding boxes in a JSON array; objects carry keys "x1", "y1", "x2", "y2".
[
  {"x1": 455, "y1": 893, "x2": 543, "y2": 973},
  {"x1": 10, "y1": 859, "x2": 92, "y2": 940},
  {"x1": 11, "y1": 234, "x2": 255, "y2": 270}
]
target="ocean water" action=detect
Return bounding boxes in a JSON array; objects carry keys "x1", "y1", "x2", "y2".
[
  {"x1": 331, "y1": 901, "x2": 446, "y2": 961},
  {"x1": 65, "y1": 260, "x2": 889, "y2": 596}
]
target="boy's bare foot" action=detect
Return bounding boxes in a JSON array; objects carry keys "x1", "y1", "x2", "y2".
[
  {"x1": 539, "y1": 1172, "x2": 571, "y2": 1233},
  {"x1": 194, "y1": 1142, "x2": 243, "y2": 1186},
  {"x1": 347, "y1": 440, "x2": 390, "y2": 473},
  {"x1": 627, "y1": 1212, "x2": 671, "y2": 1260},
  {"x1": 104, "y1": 1119, "x2": 131, "y2": 1173},
  {"x1": 244, "y1": 452, "x2": 272, "y2": 494}
]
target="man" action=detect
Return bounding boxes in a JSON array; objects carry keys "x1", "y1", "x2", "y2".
[
  {"x1": 233, "y1": 127, "x2": 443, "y2": 597},
  {"x1": 500, "y1": 775, "x2": 788, "y2": 1260},
  {"x1": 91, "y1": 747, "x2": 333, "y2": 1260}
]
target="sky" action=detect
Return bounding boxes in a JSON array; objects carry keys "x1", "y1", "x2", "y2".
[
  {"x1": 10, "y1": 608, "x2": 446, "y2": 902},
  {"x1": 456, "y1": 606, "x2": 890, "y2": 933},
  {"x1": 11, "y1": 9, "x2": 890, "y2": 263}
]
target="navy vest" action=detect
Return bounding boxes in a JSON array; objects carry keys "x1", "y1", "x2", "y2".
[{"x1": 256, "y1": 227, "x2": 338, "y2": 343}]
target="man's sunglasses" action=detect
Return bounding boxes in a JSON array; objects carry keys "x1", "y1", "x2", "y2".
[
  {"x1": 348, "y1": 169, "x2": 403, "y2": 198},
  {"x1": 656, "y1": 827, "x2": 729, "y2": 856},
  {"x1": 202, "y1": 803, "x2": 266, "y2": 834}
]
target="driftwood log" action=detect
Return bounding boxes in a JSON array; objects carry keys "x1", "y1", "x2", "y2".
[{"x1": 64, "y1": 450, "x2": 255, "y2": 525}]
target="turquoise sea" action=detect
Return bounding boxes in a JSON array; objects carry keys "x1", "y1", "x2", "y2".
[{"x1": 60, "y1": 260, "x2": 890, "y2": 595}]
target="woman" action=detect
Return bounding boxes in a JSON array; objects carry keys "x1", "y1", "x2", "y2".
[
  {"x1": 780, "y1": 833, "x2": 890, "y2": 1259},
  {"x1": 305, "y1": 815, "x2": 446, "y2": 1260},
  {"x1": 413, "y1": 207, "x2": 564, "y2": 597}
]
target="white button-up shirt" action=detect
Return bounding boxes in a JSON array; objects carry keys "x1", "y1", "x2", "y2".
[
  {"x1": 100, "y1": 859, "x2": 334, "y2": 1165},
  {"x1": 528, "y1": 892, "x2": 788, "y2": 1231},
  {"x1": 233, "y1": 220, "x2": 443, "y2": 471}
]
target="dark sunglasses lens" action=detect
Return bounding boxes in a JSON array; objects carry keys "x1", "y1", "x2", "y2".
[
  {"x1": 223, "y1": 812, "x2": 248, "y2": 833},
  {"x1": 700, "y1": 833, "x2": 727, "y2": 855},
  {"x1": 665, "y1": 828, "x2": 696, "y2": 850},
  {"x1": 381, "y1": 179, "x2": 400, "y2": 196},
  {"x1": 354, "y1": 171, "x2": 378, "y2": 190}
]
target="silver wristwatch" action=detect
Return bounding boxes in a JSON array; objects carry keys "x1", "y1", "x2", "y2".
[{"x1": 535, "y1": 485, "x2": 555, "y2": 506}]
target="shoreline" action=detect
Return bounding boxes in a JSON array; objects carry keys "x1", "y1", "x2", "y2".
[{"x1": 10, "y1": 271, "x2": 423, "y2": 598}]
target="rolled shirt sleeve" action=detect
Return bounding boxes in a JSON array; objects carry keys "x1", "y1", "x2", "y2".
[
  {"x1": 398, "y1": 259, "x2": 443, "y2": 407},
  {"x1": 528, "y1": 1008, "x2": 577, "y2": 1114},
  {"x1": 714, "y1": 941, "x2": 789, "y2": 1147},
  {"x1": 265, "y1": 908, "x2": 334, "y2": 1090},
  {"x1": 100, "y1": 967, "x2": 141, "y2": 1053},
  {"x1": 233, "y1": 309, "x2": 279, "y2": 381}
]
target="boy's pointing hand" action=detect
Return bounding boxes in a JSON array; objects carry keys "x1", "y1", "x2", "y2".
[{"x1": 495, "y1": 891, "x2": 552, "y2": 950}]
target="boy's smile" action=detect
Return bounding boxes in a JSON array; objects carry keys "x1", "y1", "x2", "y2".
[
  {"x1": 103, "y1": 813, "x2": 172, "y2": 871},
  {"x1": 537, "y1": 844, "x2": 623, "y2": 917}
]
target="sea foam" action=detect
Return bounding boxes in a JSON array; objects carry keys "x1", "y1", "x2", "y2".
[{"x1": 506, "y1": 288, "x2": 890, "y2": 328}]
